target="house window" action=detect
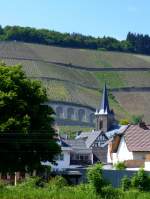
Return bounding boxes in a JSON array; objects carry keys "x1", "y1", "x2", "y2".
[
  {"x1": 74, "y1": 154, "x2": 89, "y2": 161},
  {"x1": 79, "y1": 155, "x2": 84, "y2": 160}
]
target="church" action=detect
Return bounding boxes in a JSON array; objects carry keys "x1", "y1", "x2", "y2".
[{"x1": 75, "y1": 83, "x2": 119, "y2": 163}]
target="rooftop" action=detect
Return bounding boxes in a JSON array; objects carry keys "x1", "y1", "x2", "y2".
[{"x1": 124, "y1": 124, "x2": 150, "y2": 152}]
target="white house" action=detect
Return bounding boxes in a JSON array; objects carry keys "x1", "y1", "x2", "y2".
[
  {"x1": 43, "y1": 136, "x2": 93, "y2": 171},
  {"x1": 107, "y1": 123, "x2": 150, "y2": 170}
]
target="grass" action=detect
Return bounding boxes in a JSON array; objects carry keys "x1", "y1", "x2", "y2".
[
  {"x1": 92, "y1": 71, "x2": 125, "y2": 88},
  {"x1": 1, "y1": 178, "x2": 150, "y2": 199}
]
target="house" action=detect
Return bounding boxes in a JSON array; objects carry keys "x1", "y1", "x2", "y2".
[
  {"x1": 75, "y1": 131, "x2": 108, "y2": 163},
  {"x1": 107, "y1": 123, "x2": 150, "y2": 170}
]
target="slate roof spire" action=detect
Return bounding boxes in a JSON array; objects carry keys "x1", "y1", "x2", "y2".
[{"x1": 99, "y1": 83, "x2": 110, "y2": 114}]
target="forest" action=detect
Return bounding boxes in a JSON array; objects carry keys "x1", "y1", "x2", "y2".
[{"x1": 0, "y1": 25, "x2": 150, "y2": 55}]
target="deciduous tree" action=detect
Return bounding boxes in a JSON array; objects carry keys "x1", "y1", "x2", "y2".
[{"x1": 0, "y1": 64, "x2": 60, "y2": 173}]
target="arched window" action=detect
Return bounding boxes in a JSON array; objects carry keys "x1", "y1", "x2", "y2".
[
  {"x1": 67, "y1": 108, "x2": 74, "y2": 120},
  {"x1": 89, "y1": 113, "x2": 95, "y2": 124},
  {"x1": 78, "y1": 109, "x2": 85, "y2": 122},
  {"x1": 56, "y1": 106, "x2": 63, "y2": 118}
]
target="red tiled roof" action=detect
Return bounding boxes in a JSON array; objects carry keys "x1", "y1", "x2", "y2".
[{"x1": 124, "y1": 125, "x2": 150, "y2": 152}]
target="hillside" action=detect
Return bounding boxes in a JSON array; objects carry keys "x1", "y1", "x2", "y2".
[{"x1": 1, "y1": 41, "x2": 150, "y2": 123}]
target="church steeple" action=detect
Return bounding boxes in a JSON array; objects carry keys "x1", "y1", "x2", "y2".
[
  {"x1": 99, "y1": 83, "x2": 110, "y2": 114},
  {"x1": 95, "y1": 84, "x2": 114, "y2": 132}
]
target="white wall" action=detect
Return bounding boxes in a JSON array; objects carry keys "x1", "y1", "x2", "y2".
[
  {"x1": 145, "y1": 161, "x2": 150, "y2": 171},
  {"x1": 42, "y1": 148, "x2": 71, "y2": 171},
  {"x1": 52, "y1": 150, "x2": 71, "y2": 171},
  {"x1": 112, "y1": 137, "x2": 133, "y2": 164}
]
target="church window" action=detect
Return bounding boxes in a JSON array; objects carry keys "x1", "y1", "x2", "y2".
[{"x1": 99, "y1": 120, "x2": 103, "y2": 129}]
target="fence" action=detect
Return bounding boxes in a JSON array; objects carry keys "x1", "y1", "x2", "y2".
[{"x1": 63, "y1": 168, "x2": 150, "y2": 187}]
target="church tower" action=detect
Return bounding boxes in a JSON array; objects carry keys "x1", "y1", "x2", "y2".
[{"x1": 95, "y1": 84, "x2": 114, "y2": 132}]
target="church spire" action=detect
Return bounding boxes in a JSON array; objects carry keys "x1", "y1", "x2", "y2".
[
  {"x1": 95, "y1": 83, "x2": 114, "y2": 132},
  {"x1": 99, "y1": 83, "x2": 110, "y2": 114}
]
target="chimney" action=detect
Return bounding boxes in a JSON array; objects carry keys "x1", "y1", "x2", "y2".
[{"x1": 139, "y1": 121, "x2": 149, "y2": 130}]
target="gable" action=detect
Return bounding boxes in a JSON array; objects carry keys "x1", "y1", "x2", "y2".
[
  {"x1": 91, "y1": 134, "x2": 108, "y2": 147},
  {"x1": 117, "y1": 136, "x2": 133, "y2": 160}
]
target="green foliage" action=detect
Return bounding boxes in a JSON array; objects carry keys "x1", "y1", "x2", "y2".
[
  {"x1": 119, "y1": 119, "x2": 130, "y2": 125},
  {"x1": 0, "y1": 64, "x2": 60, "y2": 173},
  {"x1": 48, "y1": 176, "x2": 67, "y2": 189},
  {"x1": 114, "y1": 162, "x2": 126, "y2": 170},
  {"x1": 87, "y1": 163, "x2": 106, "y2": 193},
  {"x1": 101, "y1": 185, "x2": 122, "y2": 199},
  {"x1": 131, "y1": 168, "x2": 150, "y2": 191},
  {"x1": 121, "y1": 176, "x2": 131, "y2": 191},
  {"x1": 131, "y1": 115, "x2": 143, "y2": 124},
  {"x1": 0, "y1": 180, "x2": 5, "y2": 190},
  {"x1": 2, "y1": 177, "x2": 150, "y2": 199}
]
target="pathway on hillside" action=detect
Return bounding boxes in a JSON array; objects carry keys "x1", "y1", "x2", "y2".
[
  {"x1": 1, "y1": 56, "x2": 150, "y2": 71},
  {"x1": 31, "y1": 76, "x2": 150, "y2": 92}
]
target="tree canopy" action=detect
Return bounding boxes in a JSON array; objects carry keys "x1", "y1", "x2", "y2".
[
  {"x1": 0, "y1": 64, "x2": 60, "y2": 172},
  {"x1": 0, "y1": 25, "x2": 150, "y2": 55}
]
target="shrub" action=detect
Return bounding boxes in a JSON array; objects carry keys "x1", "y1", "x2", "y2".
[
  {"x1": 17, "y1": 177, "x2": 45, "y2": 189},
  {"x1": 131, "y1": 168, "x2": 150, "y2": 191},
  {"x1": 101, "y1": 185, "x2": 122, "y2": 199},
  {"x1": 48, "y1": 176, "x2": 67, "y2": 189},
  {"x1": 0, "y1": 180, "x2": 5, "y2": 190},
  {"x1": 119, "y1": 119, "x2": 129, "y2": 125},
  {"x1": 114, "y1": 162, "x2": 126, "y2": 170},
  {"x1": 131, "y1": 115, "x2": 143, "y2": 124},
  {"x1": 121, "y1": 176, "x2": 131, "y2": 191},
  {"x1": 87, "y1": 163, "x2": 107, "y2": 194}
]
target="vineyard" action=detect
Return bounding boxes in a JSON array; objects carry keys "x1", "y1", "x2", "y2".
[{"x1": 1, "y1": 41, "x2": 150, "y2": 122}]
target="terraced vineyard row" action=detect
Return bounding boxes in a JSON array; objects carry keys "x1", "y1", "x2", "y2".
[
  {"x1": 1, "y1": 41, "x2": 150, "y2": 68},
  {"x1": 3, "y1": 58, "x2": 150, "y2": 90},
  {"x1": 27, "y1": 42, "x2": 150, "y2": 68},
  {"x1": 0, "y1": 41, "x2": 40, "y2": 60}
]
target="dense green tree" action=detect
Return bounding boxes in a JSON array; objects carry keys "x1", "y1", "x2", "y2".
[{"x1": 0, "y1": 64, "x2": 60, "y2": 173}]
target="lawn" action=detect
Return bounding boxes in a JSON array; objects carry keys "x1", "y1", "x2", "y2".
[{"x1": 1, "y1": 177, "x2": 150, "y2": 199}]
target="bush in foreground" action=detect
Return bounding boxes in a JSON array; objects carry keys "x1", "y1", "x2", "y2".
[
  {"x1": 87, "y1": 163, "x2": 107, "y2": 194},
  {"x1": 131, "y1": 168, "x2": 150, "y2": 191},
  {"x1": 121, "y1": 176, "x2": 131, "y2": 191},
  {"x1": 114, "y1": 161, "x2": 126, "y2": 170}
]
